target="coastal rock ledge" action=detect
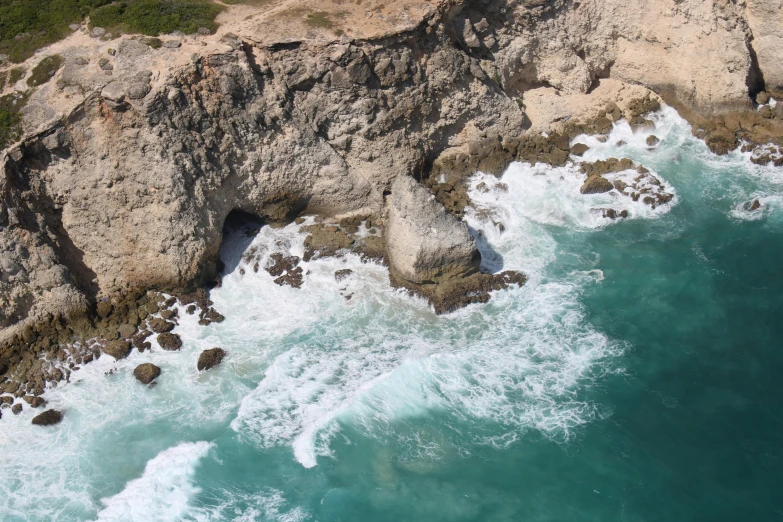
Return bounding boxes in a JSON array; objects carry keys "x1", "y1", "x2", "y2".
[{"x1": 386, "y1": 177, "x2": 525, "y2": 313}]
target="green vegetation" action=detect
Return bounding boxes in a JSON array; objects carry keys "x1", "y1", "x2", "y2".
[
  {"x1": 0, "y1": 91, "x2": 31, "y2": 149},
  {"x1": 0, "y1": 0, "x2": 222, "y2": 63},
  {"x1": 89, "y1": 0, "x2": 222, "y2": 37},
  {"x1": 0, "y1": 73, "x2": 5, "y2": 92},
  {"x1": 27, "y1": 54, "x2": 64, "y2": 87},
  {"x1": 9, "y1": 67, "x2": 26, "y2": 84},
  {"x1": 305, "y1": 12, "x2": 333, "y2": 29}
]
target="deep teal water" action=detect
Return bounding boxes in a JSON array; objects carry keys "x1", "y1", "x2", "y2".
[{"x1": 2, "y1": 108, "x2": 782, "y2": 521}]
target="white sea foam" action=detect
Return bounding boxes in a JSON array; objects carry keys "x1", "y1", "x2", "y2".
[
  {"x1": 94, "y1": 441, "x2": 212, "y2": 521},
  {"x1": 188, "y1": 487, "x2": 310, "y2": 522}
]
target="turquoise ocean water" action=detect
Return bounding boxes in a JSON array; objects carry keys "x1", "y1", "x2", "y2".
[{"x1": 1, "y1": 106, "x2": 782, "y2": 521}]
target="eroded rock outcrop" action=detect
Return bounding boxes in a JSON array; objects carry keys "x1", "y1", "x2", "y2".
[{"x1": 1, "y1": 0, "x2": 782, "y2": 382}]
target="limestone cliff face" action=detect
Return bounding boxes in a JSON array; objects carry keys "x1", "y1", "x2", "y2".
[{"x1": 0, "y1": 0, "x2": 781, "y2": 350}]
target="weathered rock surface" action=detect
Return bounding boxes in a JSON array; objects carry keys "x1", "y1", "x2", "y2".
[
  {"x1": 197, "y1": 347, "x2": 226, "y2": 372},
  {"x1": 386, "y1": 176, "x2": 480, "y2": 285},
  {"x1": 32, "y1": 409, "x2": 63, "y2": 425},
  {"x1": 133, "y1": 363, "x2": 160, "y2": 384},
  {"x1": 2, "y1": 0, "x2": 783, "y2": 381},
  {"x1": 103, "y1": 340, "x2": 131, "y2": 360},
  {"x1": 157, "y1": 333, "x2": 182, "y2": 351}
]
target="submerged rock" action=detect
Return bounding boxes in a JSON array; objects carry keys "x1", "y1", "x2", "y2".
[
  {"x1": 334, "y1": 269, "x2": 353, "y2": 282},
  {"x1": 32, "y1": 409, "x2": 63, "y2": 426},
  {"x1": 133, "y1": 363, "x2": 161, "y2": 384},
  {"x1": 197, "y1": 348, "x2": 226, "y2": 371},
  {"x1": 157, "y1": 332, "x2": 182, "y2": 351}
]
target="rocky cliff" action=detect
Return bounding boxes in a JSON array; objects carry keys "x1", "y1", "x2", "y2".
[{"x1": 1, "y1": 0, "x2": 782, "y2": 386}]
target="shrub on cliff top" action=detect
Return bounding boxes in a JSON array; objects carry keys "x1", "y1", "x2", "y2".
[
  {"x1": 0, "y1": 91, "x2": 31, "y2": 149},
  {"x1": 0, "y1": 0, "x2": 222, "y2": 63},
  {"x1": 89, "y1": 0, "x2": 222, "y2": 37}
]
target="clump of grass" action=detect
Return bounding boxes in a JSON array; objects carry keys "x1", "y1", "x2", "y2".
[
  {"x1": 9, "y1": 67, "x2": 26, "y2": 84},
  {"x1": 0, "y1": 73, "x2": 6, "y2": 92},
  {"x1": 27, "y1": 54, "x2": 64, "y2": 87},
  {"x1": 305, "y1": 12, "x2": 333, "y2": 29},
  {"x1": 90, "y1": 0, "x2": 222, "y2": 37},
  {"x1": 0, "y1": 90, "x2": 32, "y2": 149},
  {"x1": 0, "y1": 0, "x2": 222, "y2": 63}
]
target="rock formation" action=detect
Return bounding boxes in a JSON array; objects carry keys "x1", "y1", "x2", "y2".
[
  {"x1": 31, "y1": 409, "x2": 63, "y2": 426},
  {"x1": 133, "y1": 363, "x2": 160, "y2": 384},
  {"x1": 1, "y1": 0, "x2": 783, "y2": 385},
  {"x1": 197, "y1": 347, "x2": 225, "y2": 372}
]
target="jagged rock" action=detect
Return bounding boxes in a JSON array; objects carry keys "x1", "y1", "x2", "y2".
[
  {"x1": 197, "y1": 348, "x2": 226, "y2": 371},
  {"x1": 148, "y1": 318, "x2": 175, "y2": 333},
  {"x1": 12, "y1": 403, "x2": 22, "y2": 415},
  {"x1": 266, "y1": 254, "x2": 303, "y2": 288},
  {"x1": 385, "y1": 176, "x2": 479, "y2": 285},
  {"x1": 32, "y1": 409, "x2": 63, "y2": 426},
  {"x1": 646, "y1": 135, "x2": 660, "y2": 146},
  {"x1": 570, "y1": 143, "x2": 589, "y2": 156},
  {"x1": 335, "y1": 269, "x2": 353, "y2": 282},
  {"x1": 133, "y1": 363, "x2": 161, "y2": 384},
  {"x1": 104, "y1": 340, "x2": 131, "y2": 360},
  {"x1": 157, "y1": 333, "x2": 182, "y2": 351},
  {"x1": 580, "y1": 176, "x2": 614, "y2": 195}
]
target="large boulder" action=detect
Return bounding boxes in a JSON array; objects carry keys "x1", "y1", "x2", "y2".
[
  {"x1": 385, "y1": 176, "x2": 479, "y2": 285},
  {"x1": 133, "y1": 363, "x2": 161, "y2": 384},
  {"x1": 580, "y1": 176, "x2": 614, "y2": 195},
  {"x1": 157, "y1": 333, "x2": 182, "y2": 351},
  {"x1": 32, "y1": 409, "x2": 63, "y2": 426},
  {"x1": 197, "y1": 348, "x2": 226, "y2": 371},
  {"x1": 104, "y1": 340, "x2": 131, "y2": 360}
]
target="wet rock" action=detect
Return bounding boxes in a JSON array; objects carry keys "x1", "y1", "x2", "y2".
[
  {"x1": 148, "y1": 318, "x2": 175, "y2": 333},
  {"x1": 157, "y1": 333, "x2": 182, "y2": 351},
  {"x1": 12, "y1": 403, "x2": 22, "y2": 415},
  {"x1": 580, "y1": 176, "x2": 614, "y2": 195},
  {"x1": 133, "y1": 363, "x2": 161, "y2": 384},
  {"x1": 1, "y1": 396, "x2": 14, "y2": 407},
  {"x1": 198, "y1": 308, "x2": 224, "y2": 326},
  {"x1": 104, "y1": 340, "x2": 131, "y2": 360},
  {"x1": 160, "y1": 309, "x2": 176, "y2": 320},
  {"x1": 266, "y1": 254, "x2": 303, "y2": 288},
  {"x1": 32, "y1": 409, "x2": 63, "y2": 426},
  {"x1": 132, "y1": 330, "x2": 152, "y2": 352},
  {"x1": 335, "y1": 269, "x2": 353, "y2": 282},
  {"x1": 197, "y1": 348, "x2": 226, "y2": 371},
  {"x1": 747, "y1": 199, "x2": 762, "y2": 211},
  {"x1": 570, "y1": 143, "x2": 589, "y2": 156},
  {"x1": 303, "y1": 224, "x2": 354, "y2": 261},
  {"x1": 646, "y1": 135, "x2": 660, "y2": 146},
  {"x1": 186, "y1": 305, "x2": 197, "y2": 315},
  {"x1": 30, "y1": 396, "x2": 46, "y2": 408}
]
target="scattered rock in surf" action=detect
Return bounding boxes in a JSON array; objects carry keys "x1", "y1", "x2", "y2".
[
  {"x1": 0, "y1": 395, "x2": 13, "y2": 407},
  {"x1": 646, "y1": 135, "x2": 660, "y2": 147},
  {"x1": 570, "y1": 143, "x2": 589, "y2": 156},
  {"x1": 103, "y1": 340, "x2": 131, "y2": 360},
  {"x1": 12, "y1": 403, "x2": 22, "y2": 415},
  {"x1": 132, "y1": 330, "x2": 152, "y2": 352},
  {"x1": 600, "y1": 208, "x2": 629, "y2": 220},
  {"x1": 157, "y1": 332, "x2": 182, "y2": 351},
  {"x1": 30, "y1": 396, "x2": 46, "y2": 408},
  {"x1": 160, "y1": 309, "x2": 177, "y2": 320},
  {"x1": 746, "y1": 199, "x2": 762, "y2": 211},
  {"x1": 580, "y1": 175, "x2": 614, "y2": 195},
  {"x1": 148, "y1": 318, "x2": 175, "y2": 333},
  {"x1": 616, "y1": 140, "x2": 626, "y2": 146},
  {"x1": 335, "y1": 269, "x2": 353, "y2": 282},
  {"x1": 186, "y1": 305, "x2": 197, "y2": 315},
  {"x1": 198, "y1": 307, "x2": 224, "y2": 325},
  {"x1": 32, "y1": 409, "x2": 63, "y2": 426},
  {"x1": 197, "y1": 348, "x2": 226, "y2": 372},
  {"x1": 133, "y1": 363, "x2": 161, "y2": 384},
  {"x1": 266, "y1": 253, "x2": 304, "y2": 288}
]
